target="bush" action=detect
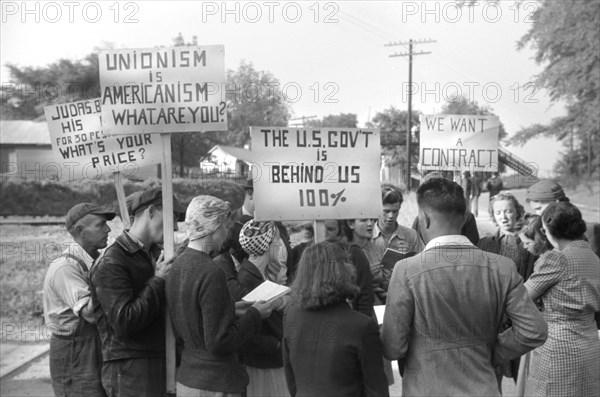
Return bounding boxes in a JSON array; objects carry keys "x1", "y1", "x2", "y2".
[{"x1": 0, "y1": 178, "x2": 246, "y2": 216}]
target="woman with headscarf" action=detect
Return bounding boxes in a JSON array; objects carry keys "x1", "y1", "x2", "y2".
[
  {"x1": 165, "y1": 196, "x2": 273, "y2": 397},
  {"x1": 282, "y1": 242, "x2": 389, "y2": 397},
  {"x1": 236, "y1": 220, "x2": 288, "y2": 397},
  {"x1": 523, "y1": 202, "x2": 600, "y2": 397}
]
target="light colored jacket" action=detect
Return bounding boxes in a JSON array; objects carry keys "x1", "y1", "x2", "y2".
[{"x1": 382, "y1": 235, "x2": 547, "y2": 397}]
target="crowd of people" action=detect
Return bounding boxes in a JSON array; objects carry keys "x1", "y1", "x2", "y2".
[{"x1": 42, "y1": 175, "x2": 600, "y2": 397}]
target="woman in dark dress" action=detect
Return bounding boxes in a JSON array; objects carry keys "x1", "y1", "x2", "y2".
[{"x1": 282, "y1": 242, "x2": 389, "y2": 397}]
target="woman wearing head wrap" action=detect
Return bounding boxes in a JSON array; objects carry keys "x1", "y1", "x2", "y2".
[
  {"x1": 236, "y1": 220, "x2": 288, "y2": 397},
  {"x1": 165, "y1": 196, "x2": 273, "y2": 397},
  {"x1": 526, "y1": 179, "x2": 599, "y2": 258},
  {"x1": 523, "y1": 202, "x2": 600, "y2": 397}
]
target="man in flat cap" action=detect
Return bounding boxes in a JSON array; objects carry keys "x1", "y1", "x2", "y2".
[
  {"x1": 526, "y1": 179, "x2": 599, "y2": 258},
  {"x1": 90, "y1": 188, "x2": 186, "y2": 397},
  {"x1": 43, "y1": 202, "x2": 116, "y2": 397}
]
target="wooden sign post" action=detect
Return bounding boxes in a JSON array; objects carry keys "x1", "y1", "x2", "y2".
[{"x1": 98, "y1": 45, "x2": 227, "y2": 396}]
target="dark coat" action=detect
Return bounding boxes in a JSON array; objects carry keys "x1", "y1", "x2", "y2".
[
  {"x1": 165, "y1": 248, "x2": 262, "y2": 393},
  {"x1": 90, "y1": 232, "x2": 166, "y2": 362},
  {"x1": 236, "y1": 258, "x2": 284, "y2": 369},
  {"x1": 283, "y1": 302, "x2": 389, "y2": 397}
]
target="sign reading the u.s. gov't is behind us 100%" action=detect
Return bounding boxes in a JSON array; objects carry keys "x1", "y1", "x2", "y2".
[
  {"x1": 99, "y1": 45, "x2": 226, "y2": 135},
  {"x1": 250, "y1": 127, "x2": 383, "y2": 221},
  {"x1": 44, "y1": 98, "x2": 163, "y2": 181}
]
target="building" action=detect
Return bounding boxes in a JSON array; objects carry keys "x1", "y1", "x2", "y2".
[
  {"x1": 0, "y1": 120, "x2": 158, "y2": 182},
  {"x1": 199, "y1": 145, "x2": 253, "y2": 177}
]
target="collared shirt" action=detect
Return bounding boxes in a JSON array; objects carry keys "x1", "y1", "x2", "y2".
[
  {"x1": 424, "y1": 234, "x2": 474, "y2": 251},
  {"x1": 373, "y1": 221, "x2": 424, "y2": 254},
  {"x1": 43, "y1": 242, "x2": 94, "y2": 336}
]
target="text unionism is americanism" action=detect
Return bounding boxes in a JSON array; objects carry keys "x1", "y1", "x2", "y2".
[{"x1": 101, "y1": 48, "x2": 225, "y2": 127}]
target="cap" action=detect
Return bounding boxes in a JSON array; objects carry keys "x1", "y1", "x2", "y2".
[
  {"x1": 65, "y1": 203, "x2": 116, "y2": 230},
  {"x1": 526, "y1": 180, "x2": 566, "y2": 202},
  {"x1": 130, "y1": 188, "x2": 187, "y2": 221}
]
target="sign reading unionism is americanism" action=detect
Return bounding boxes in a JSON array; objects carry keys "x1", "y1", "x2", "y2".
[
  {"x1": 44, "y1": 98, "x2": 163, "y2": 180},
  {"x1": 419, "y1": 114, "x2": 500, "y2": 172},
  {"x1": 99, "y1": 45, "x2": 226, "y2": 135},
  {"x1": 250, "y1": 127, "x2": 383, "y2": 221}
]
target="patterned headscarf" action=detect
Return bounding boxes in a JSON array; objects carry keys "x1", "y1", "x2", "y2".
[
  {"x1": 239, "y1": 220, "x2": 275, "y2": 256},
  {"x1": 185, "y1": 196, "x2": 231, "y2": 241}
]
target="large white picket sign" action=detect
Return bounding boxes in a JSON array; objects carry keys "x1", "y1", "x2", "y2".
[
  {"x1": 251, "y1": 127, "x2": 383, "y2": 221},
  {"x1": 44, "y1": 98, "x2": 162, "y2": 181},
  {"x1": 419, "y1": 114, "x2": 499, "y2": 172},
  {"x1": 99, "y1": 45, "x2": 226, "y2": 135}
]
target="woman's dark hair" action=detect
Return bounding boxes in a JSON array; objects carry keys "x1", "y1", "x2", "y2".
[
  {"x1": 291, "y1": 242, "x2": 359, "y2": 310},
  {"x1": 521, "y1": 214, "x2": 553, "y2": 255},
  {"x1": 488, "y1": 192, "x2": 525, "y2": 227},
  {"x1": 542, "y1": 202, "x2": 587, "y2": 240},
  {"x1": 221, "y1": 215, "x2": 253, "y2": 262}
]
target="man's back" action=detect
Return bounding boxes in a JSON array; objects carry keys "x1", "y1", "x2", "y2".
[{"x1": 382, "y1": 243, "x2": 547, "y2": 396}]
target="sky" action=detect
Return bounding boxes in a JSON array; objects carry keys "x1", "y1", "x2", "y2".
[{"x1": 1, "y1": 0, "x2": 565, "y2": 176}]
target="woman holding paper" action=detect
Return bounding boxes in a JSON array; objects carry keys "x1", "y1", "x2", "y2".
[
  {"x1": 236, "y1": 220, "x2": 289, "y2": 397},
  {"x1": 165, "y1": 196, "x2": 273, "y2": 397},
  {"x1": 283, "y1": 242, "x2": 389, "y2": 397}
]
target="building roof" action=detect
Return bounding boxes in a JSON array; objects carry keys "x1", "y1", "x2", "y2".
[
  {"x1": 208, "y1": 145, "x2": 254, "y2": 163},
  {"x1": 0, "y1": 121, "x2": 51, "y2": 146}
]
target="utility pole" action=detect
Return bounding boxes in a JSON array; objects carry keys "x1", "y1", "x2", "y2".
[
  {"x1": 289, "y1": 115, "x2": 317, "y2": 128},
  {"x1": 386, "y1": 38, "x2": 435, "y2": 190}
]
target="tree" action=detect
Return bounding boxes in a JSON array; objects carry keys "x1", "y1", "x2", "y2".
[
  {"x1": 305, "y1": 113, "x2": 358, "y2": 128},
  {"x1": 510, "y1": 0, "x2": 599, "y2": 179},
  {"x1": 366, "y1": 106, "x2": 421, "y2": 167},
  {"x1": 221, "y1": 60, "x2": 291, "y2": 147}
]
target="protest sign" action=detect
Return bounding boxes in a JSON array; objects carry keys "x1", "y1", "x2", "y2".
[
  {"x1": 419, "y1": 114, "x2": 499, "y2": 172},
  {"x1": 44, "y1": 98, "x2": 162, "y2": 181},
  {"x1": 250, "y1": 127, "x2": 383, "y2": 221},
  {"x1": 99, "y1": 45, "x2": 226, "y2": 135}
]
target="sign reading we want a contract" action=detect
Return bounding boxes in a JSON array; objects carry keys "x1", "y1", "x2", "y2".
[
  {"x1": 99, "y1": 46, "x2": 226, "y2": 135},
  {"x1": 419, "y1": 114, "x2": 500, "y2": 172},
  {"x1": 44, "y1": 98, "x2": 162, "y2": 181},
  {"x1": 251, "y1": 127, "x2": 383, "y2": 221}
]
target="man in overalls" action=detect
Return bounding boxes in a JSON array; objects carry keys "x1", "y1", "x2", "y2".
[{"x1": 43, "y1": 203, "x2": 116, "y2": 396}]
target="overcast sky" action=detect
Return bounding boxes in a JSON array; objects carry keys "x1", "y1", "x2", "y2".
[{"x1": 1, "y1": 0, "x2": 564, "y2": 176}]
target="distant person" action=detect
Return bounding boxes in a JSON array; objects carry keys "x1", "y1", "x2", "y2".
[
  {"x1": 166, "y1": 196, "x2": 273, "y2": 396},
  {"x1": 486, "y1": 172, "x2": 504, "y2": 218},
  {"x1": 43, "y1": 203, "x2": 115, "y2": 397},
  {"x1": 382, "y1": 177, "x2": 547, "y2": 396},
  {"x1": 459, "y1": 170, "x2": 472, "y2": 205},
  {"x1": 526, "y1": 179, "x2": 600, "y2": 257},
  {"x1": 283, "y1": 242, "x2": 390, "y2": 397},
  {"x1": 524, "y1": 202, "x2": 600, "y2": 397},
  {"x1": 471, "y1": 172, "x2": 483, "y2": 217},
  {"x1": 90, "y1": 188, "x2": 185, "y2": 397},
  {"x1": 412, "y1": 173, "x2": 480, "y2": 245}
]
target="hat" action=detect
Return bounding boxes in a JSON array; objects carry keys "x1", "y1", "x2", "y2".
[
  {"x1": 125, "y1": 191, "x2": 143, "y2": 216},
  {"x1": 526, "y1": 180, "x2": 566, "y2": 202},
  {"x1": 239, "y1": 220, "x2": 275, "y2": 256},
  {"x1": 65, "y1": 203, "x2": 116, "y2": 230},
  {"x1": 130, "y1": 188, "x2": 187, "y2": 221},
  {"x1": 185, "y1": 195, "x2": 231, "y2": 241}
]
